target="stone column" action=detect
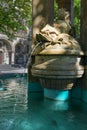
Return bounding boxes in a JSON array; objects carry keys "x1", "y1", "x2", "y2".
[
  {"x1": 32, "y1": 0, "x2": 54, "y2": 43},
  {"x1": 78, "y1": 0, "x2": 87, "y2": 103},
  {"x1": 71, "y1": 0, "x2": 74, "y2": 25},
  {"x1": 9, "y1": 51, "x2": 12, "y2": 64},
  {"x1": 57, "y1": 0, "x2": 71, "y2": 13},
  {"x1": 28, "y1": 0, "x2": 54, "y2": 99},
  {"x1": 11, "y1": 51, "x2": 15, "y2": 64},
  {"x1": 80, "y1": 0, "x2": 87, "y2": 53}
]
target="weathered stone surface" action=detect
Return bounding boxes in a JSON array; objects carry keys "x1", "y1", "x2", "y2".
[
  {"x1": 33, "y1": 24, "x2": 83, "y2": 55},
  {"x1": 31, "y1": 54, "x2": 84, "y2": 90},
  {"x1": 32, "y1": 55, "x2": 84, "y2": 78},
  {"x1": 31, "y1": 15, "x2": 84, "y2": 90},
  {"x1": 40, "y1": 78, "x2": 75, "y2": 90},
  {"x1": 77, "y1": 57, "x2": 87, "y2": 89}
]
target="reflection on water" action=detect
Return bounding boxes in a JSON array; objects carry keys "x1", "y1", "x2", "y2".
[
  {"x1": 0, "y1": 75, "x2": 28, "y2": 114},
  {"x1": 0, "y1": 75, "x2": 28, "y2": 130},
  {"x1": 0, "y1": 75, "x2": 87, "y2": 130}
]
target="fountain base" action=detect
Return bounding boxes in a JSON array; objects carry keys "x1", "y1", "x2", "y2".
[{"x1": 44, "y1": 88, "x2": 70, "y2": 101}]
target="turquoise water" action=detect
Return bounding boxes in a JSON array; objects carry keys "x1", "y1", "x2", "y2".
[{"x1": 0, "y1": 75, "x2": 87, "y2": 130}]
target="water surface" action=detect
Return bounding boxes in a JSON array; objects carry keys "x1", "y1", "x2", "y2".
[{"x1": 0, "y1": 75, "x2": 87, "y2": 130}]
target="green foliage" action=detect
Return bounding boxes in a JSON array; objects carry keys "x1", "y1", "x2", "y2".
[
  {"x1": 54, "y1": 0, "x2": 58, "y2": 22},
  {"x1": 0, "y1": 0, "x2": 81, "y2": 38},
  {"x1": 0, "y1": 0, "x2": 32, "y2": 38},
  {"x1": 74, "y1": 0, "x2": 81, "y2": 36}
]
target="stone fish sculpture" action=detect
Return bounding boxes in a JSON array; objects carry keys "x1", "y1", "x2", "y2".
[
  {"x1": 33, "y1": 8, "x2": 82, "y2": 55},
  {"x1": 34, "y1": 24, "x2": 83, "y2": 55}
]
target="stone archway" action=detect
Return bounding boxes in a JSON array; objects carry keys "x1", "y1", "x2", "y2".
[
  {"x1": 13, "y1": 38, "x2": 29, "y2": 66},
  {"x1": 15, "y1": 40, "x2": 24, "y2": 64},
  {"x1": 0, "y1": 34, "x2": 12, "y2": 64}
]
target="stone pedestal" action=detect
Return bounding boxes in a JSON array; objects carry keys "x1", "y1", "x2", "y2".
[
  {"x1": 28, "y1": 82, "x2": 44, "y2": 100},
  {"x1": 44, "y1": 88, "x2": 70, "y2": 101}
]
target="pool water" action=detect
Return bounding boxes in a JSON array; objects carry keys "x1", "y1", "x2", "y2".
[{"x1": 0, "y1": 75, "x2": 87, "y2": 130}]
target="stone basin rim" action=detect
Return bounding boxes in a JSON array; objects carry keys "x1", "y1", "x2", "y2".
[{"x1": 32, "y1": 52, "x2": 84, "y2": 56}]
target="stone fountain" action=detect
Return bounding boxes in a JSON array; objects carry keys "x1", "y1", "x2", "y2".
[
  {"x1": 30, "y1": 8, "x2": 84, "y2": 101},
  {"x1": 31, "y1": 24, "x2": 84, "y2": 90}
]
